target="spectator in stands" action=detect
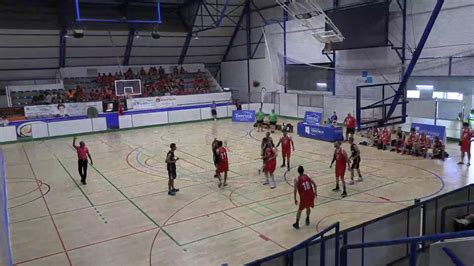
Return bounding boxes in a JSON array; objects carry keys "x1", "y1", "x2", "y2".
[
  {"x1": 107, "y1": 73, "x2": 114, "y2": 86},
  {"x1": 0, "y1": 116, "x2": 9, "y2": 127},
  {"x1": 96, "y1": 73, "x2": 102, "y2": 84},
  {"x1": 173, "y1": 66, "x2": 179, "y2": 75},
  {"x1": 203, "y1": 78, "x2": 210, "y2": 89},
  {"x1": 192, "y1": 77, "x2": 200, "y2": 90},
  {"x1": 52, "y1": 92, "x2": 62, "y2": 104},
  {"x1": 44, "y1": 92, "x2": 53, "y2": 104},
  {"x1": 158, "y1": 66, "x2": 165, "y2": 75},
  {"x1": 101, "y1": 73, "x2": 107, "y2": 85},
  {"x1": 125, "y1": 68, "x2": 134, "y2": 79},
  {"x1": 75, "y1": 85, "x2": 85, "y2": 102},
  {"x1": 178, "y1": 79, "x2": 185, "y2": 90},
  {"x1": 179, "y1": 66, "x2": 185, "y2": 74},
  {"x1": 139, "y1": 67, "x2": 146, "y2": 78},
  {"x1": 432, "y1": 136, "x2": 445, "y2": 160}
]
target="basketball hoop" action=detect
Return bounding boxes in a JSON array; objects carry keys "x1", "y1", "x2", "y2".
[
  {"x1": 276, "y1": 0, "x2": 344, "y2": 44},
  {"x1": 313, "y1": 30, "x2": 344, "y2": 44}
]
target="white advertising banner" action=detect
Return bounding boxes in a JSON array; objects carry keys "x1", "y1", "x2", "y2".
[
  {"x1": 127, "y1": 96, "x2": 177, "y2": 110},
  {"x1": 24, "y1": 102, "x2": 103, "y2": 119}
]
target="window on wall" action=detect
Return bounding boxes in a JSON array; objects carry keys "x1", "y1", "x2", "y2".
[
  {"x1": 432, "y1": 91, "x2": 444, "y2": 99},
  {"x1": 407, "y1": 90, "x2": 420, "y2": 99},
  {"x1": 431, "y1": 91, "x2": 463, "y2": 101},
  {"x1": 446, "y1": 92, "x2": 463, "y2": 100}
]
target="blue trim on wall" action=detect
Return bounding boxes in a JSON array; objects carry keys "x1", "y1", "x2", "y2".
[{"x1": 0, "y1": 150, "x2": 13, "y2": 266}]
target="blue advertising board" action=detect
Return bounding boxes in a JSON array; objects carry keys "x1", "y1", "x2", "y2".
[
  {"x1": 232, "y1": 110, "x2": 256, "y2": 122},
  {"x1": 304, "y1": 111, "x2": 323, "y2": 126},
  {"x1": 297, "y1": 122, "x2": 344, "y2": 142},
  {"x1": 412, "y1": 123, "x2": 446, "y2": 141}
]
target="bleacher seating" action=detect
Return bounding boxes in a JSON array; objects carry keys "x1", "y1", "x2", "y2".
[{"x1": 9, "y1": 66, "x2": 221, "y2": 107}]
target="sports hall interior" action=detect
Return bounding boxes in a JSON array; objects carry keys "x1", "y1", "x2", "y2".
[{"x1": 0, "y1": 0, "x2": 473, "y2": 265}]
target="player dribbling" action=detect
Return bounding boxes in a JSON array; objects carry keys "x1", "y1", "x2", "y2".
[{"x1": 293, "y1": 166, "x2": 317, "y2": 229}]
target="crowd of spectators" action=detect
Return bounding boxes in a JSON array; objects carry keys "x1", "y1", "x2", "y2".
[
  {"x1": 360, "y1": 126, "x2": 446, "y2": 160},
  {"x1": 30, "y1": 66, "x2": 215, "y2": 105}
]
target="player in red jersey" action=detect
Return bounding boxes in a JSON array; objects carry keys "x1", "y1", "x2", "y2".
[
  {"x1": 415, "y1": 133, "x2": 430, "y2": 158},
  {"x1": 403, "y1": 128, "x2": 418, "y2": 155},
  {"x1": 330, "y1": 141, "x2": 350, "y2": 197},
  {"x1": 458, "y1": 122, "x2": 473, "y2": 166},
  {"x1": 276, "y1": 130, "x2": 295, "y2": 170},
  {"x1": 344, "y1": 113, "x2": 357, "y2": 141},
  {"x1": 263, "y1": 140, "x2": 277, "y2": 189},
  {"x1": 216, "y1": 141, "x2": 229, "y2": 187},
  {"x1": 293, "y1": 166, "x2": 317, "y2": 229}
]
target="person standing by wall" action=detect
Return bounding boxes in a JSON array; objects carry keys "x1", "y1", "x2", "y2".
[
  {"x1": 256, "y1": 108, "x2": 265, "y2": 132},
  {"x1": 344, "y1": 113, "x2": 357, "y2": 141},
  {"x1": 269, "y1": 109, "x2": 278, "y2": 133}
]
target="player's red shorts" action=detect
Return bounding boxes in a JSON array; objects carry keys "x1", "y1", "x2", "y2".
[
  {"x1": 282, "y1": 148, "x2": 291, "y2": 159},
  {"x1": 335, "y1": 165, "x2": 346, "y2": 179},
  {"x1": 264, "y1": 160, "x2": 276, "y2": 174},
  {"x1": 217, "y1": 161, "x2": 229, "y2": 173},
  {"x1": 461, "y1": 142, "x2": 471, "y2": 153},
  {"x1": 299, "y1": 194, "x2": 315, "y2": 210}
]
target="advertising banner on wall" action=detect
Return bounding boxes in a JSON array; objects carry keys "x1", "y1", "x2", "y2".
[
  {"x1": 304, "y1": 111, "x2": 323, "y2": 126},
  {"x1": 127, "y1": 96, "x2": 177, "y2": 110},
  {"x1": 232, "y1": 110, "x2": 256, "y2": 122},
  {"x1": 24, "y1": 102, "x2": 103, "y2": 119},
  {"x1": 412, "y1": 123, "x2": 446, "y2": 141}
]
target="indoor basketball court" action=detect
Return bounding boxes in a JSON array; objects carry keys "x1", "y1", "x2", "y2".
[
  {"x1": 1, "y1": 0, "x2": 474, "y2": 265},
  {"x1": 2, "y1": 118, "x2": 471, "y2": 265}
]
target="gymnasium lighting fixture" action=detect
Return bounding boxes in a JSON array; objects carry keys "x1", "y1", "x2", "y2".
[
  {"x1": 151, "y1": 30, "x2": 161, "y2": 39},
  {"x1": 316, "y1": 82, "x2": 327, "y2": 87},
  {"x1": 73, "y1": 29, "x2": 84, "y2": 38},
  {"x1": 416, "y1": 85, "x2": 434, "y2": 90}
]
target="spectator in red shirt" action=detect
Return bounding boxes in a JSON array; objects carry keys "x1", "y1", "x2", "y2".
[
  {"x1": 344, "y1": 113, "x2": 357, "y2": 141},
  {"x1": 73, "y1": 137, "x2": 93, "y2": 185}
]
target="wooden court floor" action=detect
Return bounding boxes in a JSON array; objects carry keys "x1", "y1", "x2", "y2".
[{"x1": 3, "y1": 119, "x2": 473, "y2": 266}]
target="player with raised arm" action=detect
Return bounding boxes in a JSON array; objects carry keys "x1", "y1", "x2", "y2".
[
  {"x1": 293, "y1": 166, "x2": 317, "y2": 229},
  {"x1": 73, "y1": 137, "x2": 93, "y2": 185}
]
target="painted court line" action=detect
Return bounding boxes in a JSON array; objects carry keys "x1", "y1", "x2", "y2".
[{"x1": 22, "y1": 145, "x2": 73, "y2": 266}]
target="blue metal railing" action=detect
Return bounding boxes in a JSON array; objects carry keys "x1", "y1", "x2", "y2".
[
  {"x1": 340, "y1": 230, "x2": 474, "y2": 266},
  {"x1": 246, "y1": 222, "x2": 340, "y2": 266},
  {"x1": 440, "y1": 200, "x2": 474, "y2": 233},
  {"x1": 442, "y1": 247, "x2": 465, "y2": 266},
  {"x1": 247, "y1": 184, "x2": 474, "y2": 266}
]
